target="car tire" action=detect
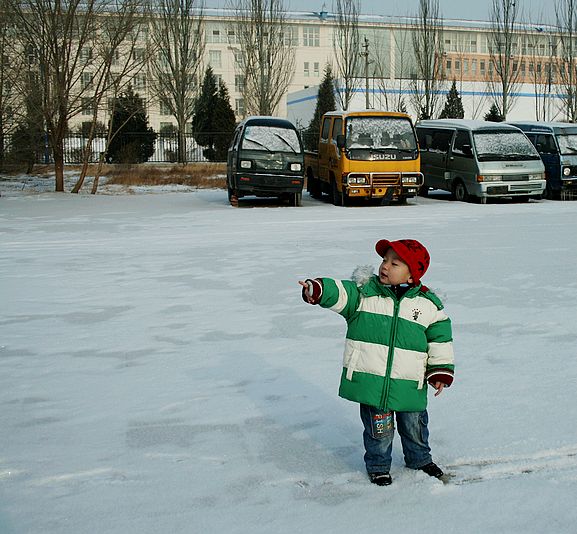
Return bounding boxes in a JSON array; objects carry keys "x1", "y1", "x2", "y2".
[{"x1": 453, "y1": 180, "x2": 469, "y2": 202}]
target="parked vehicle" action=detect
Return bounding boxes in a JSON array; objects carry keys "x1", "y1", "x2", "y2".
[
  {"x1": 416, "y1": 119, "x2": 546, "y2": 203},
  {"x1": 227, "y1": 116, "x2": 304, "y2": 206},
  {"x1": 507, "y1": 121, "x2": 577, "y2": 200},
  {"x1": 304, "y1": 110, "x2": 422, "y2": 206}
]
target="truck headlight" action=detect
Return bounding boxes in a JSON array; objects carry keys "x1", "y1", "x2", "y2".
[
  {"x1": 240, "y1": 160, "x2": 252, "y2": 169},
  {"x1": 290, "y1": 163, "x2": 302, "y2": 172},
  {"x1": 531, "y1": 173, "x2": 545, "y2": 180},
  {"x1": 563, "y1": 167, "x2": 571, "y2": 176},
  {"x1": 479, "y1": 175, "x2": 502, "y2": 182},
  {"x1": 348, "y1": 176, "x2": 367, "y2": 185},
  {"x1": 402, "y1": 176, "x2": 418, "y2": 184}
]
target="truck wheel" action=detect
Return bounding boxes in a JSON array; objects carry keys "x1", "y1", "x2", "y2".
[
  {"x1": 452, "y1": 180, "x2": 469, "y2": 202},
  {"x1": 228, "y1": 187, "x2": 239, "y2": 207},
  {"x1": 331, "y1": 179, "x2": 342, "y2": 206},
  {"x1": 308, "y1": 176, "x2": 322, "y2": 199}
]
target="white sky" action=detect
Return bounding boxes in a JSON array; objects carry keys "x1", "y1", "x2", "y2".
[{"x1": 204, "y1": 0, "x2": 548, "y2": 24}]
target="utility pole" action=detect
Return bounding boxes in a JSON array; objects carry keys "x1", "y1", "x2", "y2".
[{"x1": 361, "y1": 36, "x2": 371, "y2": 109}]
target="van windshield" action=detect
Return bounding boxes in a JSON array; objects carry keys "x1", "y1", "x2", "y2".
[
  {"x1": 474, "y1": 131, "x2": 541, "y2": 161},
  {"x1": 345, "y1": 117, "x2": 417, "y2": 152},
  {"x1": 241, "y1": 126, "x2": 301, "y2": 153},
  {"x1": 557, "y1": 134, "x2": 577, "y2": 155}
]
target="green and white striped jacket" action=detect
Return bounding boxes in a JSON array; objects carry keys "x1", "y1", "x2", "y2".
[{"x1": 319, "y1": 274, "x2": 454, "y2": 412}]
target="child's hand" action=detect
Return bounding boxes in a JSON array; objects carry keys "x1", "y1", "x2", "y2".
[
  {"x1": 299, "y1": 279, "x2": 322, "y2": 305},
  {"x1": 433, "y1": 382, "x2": 445, "y2": 397}
]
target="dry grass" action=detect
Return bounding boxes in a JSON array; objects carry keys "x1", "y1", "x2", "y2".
[{"x1": 105, "y1": 163, "x2": 226, "y2": 188}]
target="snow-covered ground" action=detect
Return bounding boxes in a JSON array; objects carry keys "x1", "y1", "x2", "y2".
[{"x1": 1, "y1": 183, "x2": 577, "y2": 533}]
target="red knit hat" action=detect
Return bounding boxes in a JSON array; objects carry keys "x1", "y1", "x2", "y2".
[{"x1": 375, "y1": 239, "x2": 430, "y2": 284}]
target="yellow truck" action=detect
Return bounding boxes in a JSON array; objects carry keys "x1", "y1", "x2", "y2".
[{"x1": 304, "y1": 110, "x2": 423, "y2": 205}]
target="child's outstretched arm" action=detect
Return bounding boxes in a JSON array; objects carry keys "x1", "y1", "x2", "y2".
[{"x1": 298, "y1": 279, "x2": 323, "y2": 305}]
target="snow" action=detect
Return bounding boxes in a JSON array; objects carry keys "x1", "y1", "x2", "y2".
[{"x1": 1, "y1": 181, "x2": 577, "y2": 533}]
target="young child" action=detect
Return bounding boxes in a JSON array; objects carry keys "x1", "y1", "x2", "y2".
[{"x1": 299, "y1": 239, "x2": 454, "y2": 486}]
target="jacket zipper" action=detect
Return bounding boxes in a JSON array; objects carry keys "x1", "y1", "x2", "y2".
[{"x1": 380, "y1": 293, "x2": 400, "y2": 409}]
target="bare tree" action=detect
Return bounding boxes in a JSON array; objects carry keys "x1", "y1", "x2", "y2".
[
  {"x1": 332, "y1": 0, "x2": 360, "y2": 110},
  {"x1": 371, "y1": 27, "x2": 412, "y2": 113},
  {"x1": 72, "y1": 0, "x2": 151, "y2": 193},
  {"x1": 487, "y1": 0, "x2": 522, "y2": 120},
  {"x1": 7, "y1": 0, "x2": 137, "y2": 191},
  {"x1": 148, "y1": 0, "x2": 205, "y2": 163},
  {"x1": 229, "y1": 0, "x2": 295, "y2": 116},
  {"x1": 410, "y1": 0, "x2": 445, "y2": 119},
  {"x1": 555, "y1": 0, "x2": 577, "y2": 122}
]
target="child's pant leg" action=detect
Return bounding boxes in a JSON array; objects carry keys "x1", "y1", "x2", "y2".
[
  {"x1": 395, "y1": 410, "x2": 433, "y2": 469},
  {"x1": 359, "y1": 404, "x2": 394, "y2": 474}
]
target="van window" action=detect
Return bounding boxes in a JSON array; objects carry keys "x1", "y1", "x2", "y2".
[
  {"x1": 473, "y1": 130, "x2": 541, "y2": 161},
  {"x1": 321, "y1": 118, "x2": 331, "y2": 141},
  {"x1": 556, "y1": 133, "x2": 577, "y2": 155},
  {"x1": 534, "y1": 134, "x2": 558, "y2": 154},
  {"x1": 430, "y1": 130, "x2": 453, "y2": 154},
  {"x1": 241, "y1": 126, "x2": 301, "y2": 153},
  {"x1": 331, "y1": 118, "x2": 342, "y2": 142},
  {"x1": 452, "y1": 130, "x2": 473, "y2": 157}
]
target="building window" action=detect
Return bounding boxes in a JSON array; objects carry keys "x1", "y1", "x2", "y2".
[
  {"x1": 81, "y1": 97, "x2": 93, "y2": 116},
  {"x1": 446, "y1": 59, "x2": 452, "y2": 71},
  {"x1": 133, "y1": 74, "x2": 146, "y2": 90},
  {"x1": 480, "y1": 60, "x2": 485, "y2": 74},
  {"x1": 80, "y1": 47, "x2": 92, "y2": 61},
  {"x1": 455, "y1": 60, "x2": 461, "y2": 71},
  {"x1": 235, "y1": 75, "x2": 245, "y2": 92},
  {"x1": 304, "y1": 62, "x2": 310, "y2": 77},
  {"x1": 313, "y1": 62, "x2": 320, "y2": 76},
  {"x1": 81, "y1": 72, "x2": 93, "y2": 89},
  {"x1": 303, "y1": 26, "x2": 320, "y2": 47},
  {"x1": 470, "y1": 40, "x2": 477, "y2": 53},
  {"x1": 159, "y1": 100, "x2": 171, "y2": 115},
  {"x1": 471, "y1": 59, "x2": 477, "y2": 74},
  {"x1": 209, "y1": 50, "x2": 221, "y2": 68},
  {"x1": 235, "y1": 98, "x2": 245, "y2": 117}
]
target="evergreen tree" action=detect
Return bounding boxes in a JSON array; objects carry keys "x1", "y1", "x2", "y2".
[
  {"x1": 106, "y1": 86, "x2": 157, "y2": 163},
  {"x1": 212, "y1": 80, "x2": 237, "y2": 161},
  {"x1": 484, "y1": 103, "x2": 504, "y2": 122},
  {"x1": 304, "y1": 64, "x2": 336, "y2": 151},
  {"x1": 439, "y1": 80, "x2": 465, "y2": 119},
  {"x1": 192, "y1": 67, "x2": 220, "y2": 160},
  {"x1": 9, "y1": 83, "x2": 45, "y2": 173}
]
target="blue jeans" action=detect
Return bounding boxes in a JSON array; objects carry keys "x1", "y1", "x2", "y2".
[{"x1": 360, "y1": 404, "x2": 432, "y2": 474}]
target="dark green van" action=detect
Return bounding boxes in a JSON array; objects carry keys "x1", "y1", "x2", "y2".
[{"x1": 226, "y1": 116, "x2": 305, "y2": 206}]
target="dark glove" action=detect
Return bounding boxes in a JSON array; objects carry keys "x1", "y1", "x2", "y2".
[{"x1": 301, "y1": 278, "x2": 323, "y2": 305}]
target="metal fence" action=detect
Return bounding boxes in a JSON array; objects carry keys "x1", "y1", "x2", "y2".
[{"x1": 2, "y1": 132, "x2": 232, "y2": 164}]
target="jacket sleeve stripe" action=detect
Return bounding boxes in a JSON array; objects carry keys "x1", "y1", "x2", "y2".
[{"x1": 329, "y1": 279, "x2": 348, "y2": 314}]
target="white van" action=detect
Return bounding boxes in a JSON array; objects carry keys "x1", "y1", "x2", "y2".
[{"x1": 416, "y1": 119, "x2": 545, "y2": 203}]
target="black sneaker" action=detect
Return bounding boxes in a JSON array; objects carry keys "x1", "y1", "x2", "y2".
[
  {"x1": 419, "y1": 462, "x2": 444, "y2": 479},
  {"x1": 368, "y1": 472, "x2": 392, "y2": 486}
]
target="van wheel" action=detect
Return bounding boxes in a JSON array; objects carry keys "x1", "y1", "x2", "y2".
[
  {"x1": 228, "y1": 187, "x2": 239, "y2": 207},
  {"x1": 452, "y1": 180, "x2": 469, "y2": 202},
  {"x1": 290, "y1": 192, "x2": 302, "y2": 207},
  {"x1": 331, "y1": 179, "x2": 342, "y2": 206}
]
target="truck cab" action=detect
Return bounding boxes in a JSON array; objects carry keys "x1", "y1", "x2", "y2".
[
  {"x1": 305, "y1": 110, "x2": 422, "y2": 206},
  {"x1": 227, "y1": 116, "x2": 305, "y2": 206}
]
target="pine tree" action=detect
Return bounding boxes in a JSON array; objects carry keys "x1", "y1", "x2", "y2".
[
  {"x1": 484, "y1": 103, "x2": 504, "y2": 122},
  {"x1": 304, "y1": 64, "x2": 336, "y2": 151},
  {"x1": 439, "y1": 80, "x2": 464, "y2": 119},
  {"x1": 106, "y1": 86, "x2": 157, "y2": 163},
  {"x1": 192, "y1": 67, "x2": 220, "y2": 160},
  {"x1": 212, "y1": 80, "x2": 237, "y2": 161}
]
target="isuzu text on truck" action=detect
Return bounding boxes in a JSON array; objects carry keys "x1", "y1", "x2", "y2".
[{"x1": 304, "y1": 110, "x2": 423, "y2": 206}]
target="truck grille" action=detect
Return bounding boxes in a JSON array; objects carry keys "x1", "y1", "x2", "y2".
[{"x1": 371, "y1": 173, "x2": 401, "y2": 186}]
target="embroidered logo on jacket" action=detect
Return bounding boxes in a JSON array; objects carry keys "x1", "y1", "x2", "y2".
[{"x1": 412, "y1": 309, "x2": 421, "y2": 320}]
